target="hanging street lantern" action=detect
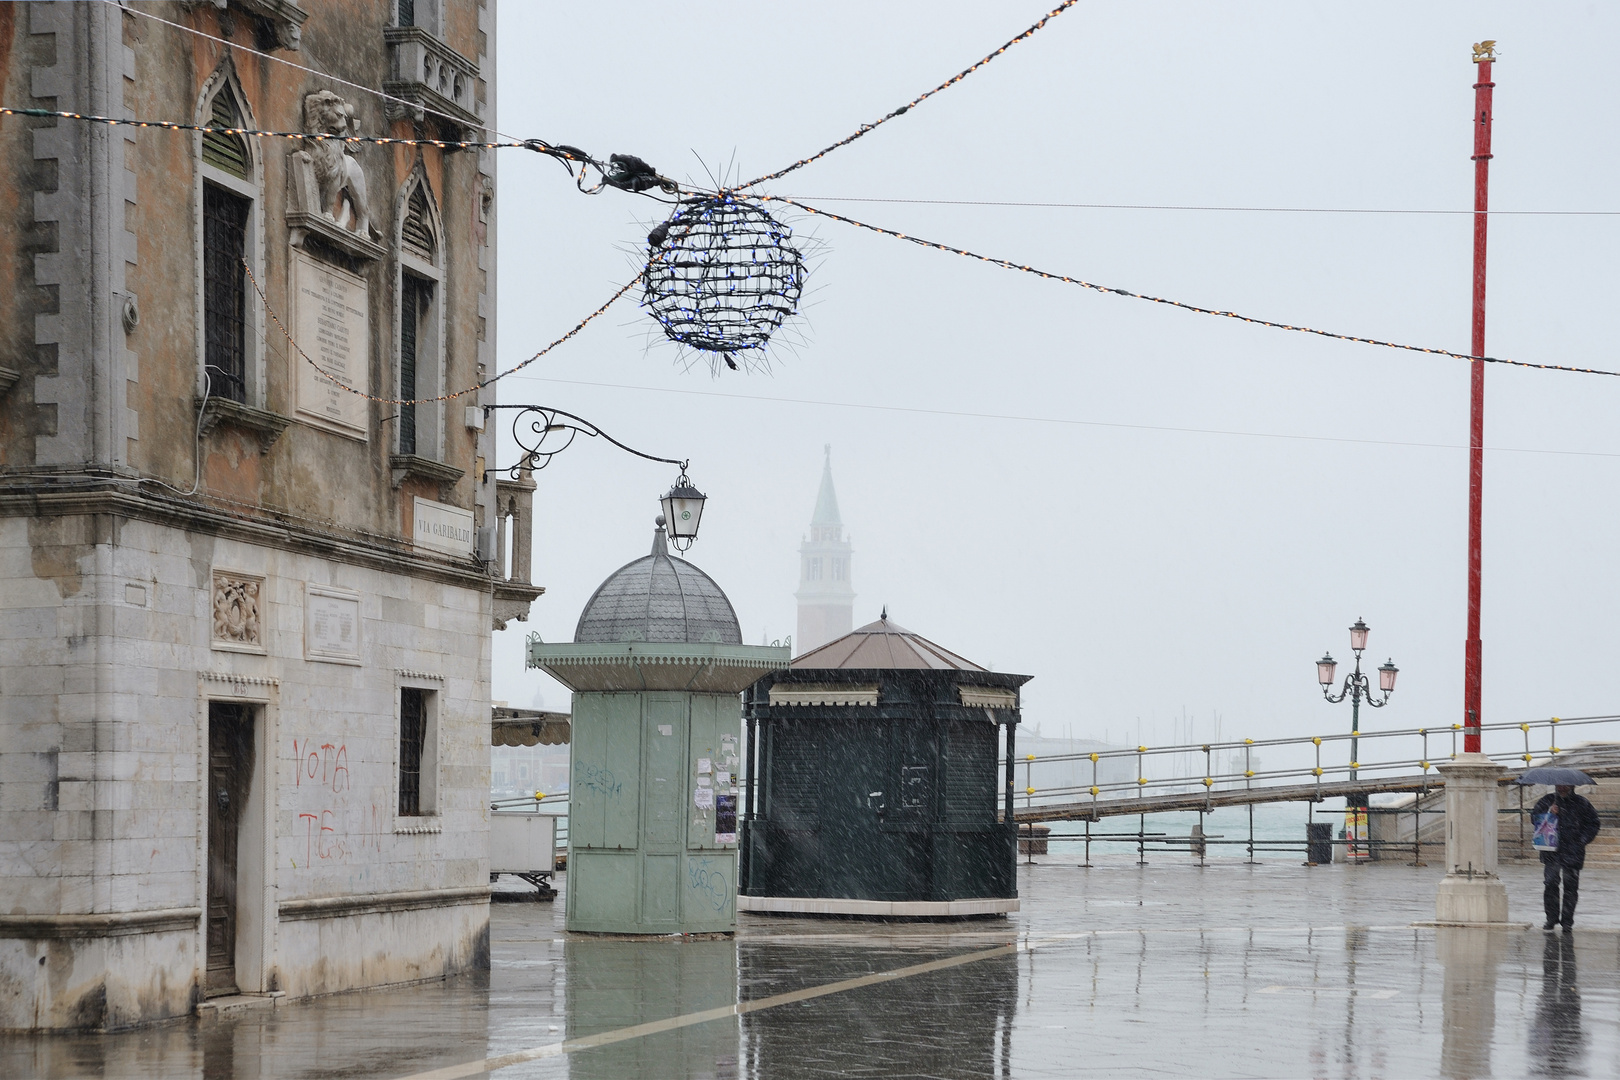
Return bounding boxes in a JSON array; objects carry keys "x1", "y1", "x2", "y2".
[{"x1": 661, "y1": 474, "x2": 707, "y2": 552}]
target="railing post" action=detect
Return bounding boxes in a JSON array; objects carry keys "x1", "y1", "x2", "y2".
[{"x1": 1245, "y1": 740, "x2": 1255, "y2": 863}]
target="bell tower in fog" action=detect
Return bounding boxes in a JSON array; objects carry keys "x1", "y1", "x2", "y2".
[{"x1": 795, "y1": 446, "x2": 855, "y2": 653}]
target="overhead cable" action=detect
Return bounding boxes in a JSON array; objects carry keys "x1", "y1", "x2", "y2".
[
  {"x1": 108, "y1": 0, "x2": 509, "y2": 143},
  {"x1": 761, "y1": 195, "x2": 1620, "y2": 379},
  {"x1": 244, "y1": 259, "x2": 637, "y2": 405},
  {"x1": 512, "y1": 375, "x2": 1620, "y2": 461},
  {"x1": 776, "y1": 195, "x2": 1620, "y2": 217},
  {"x1": 737, "y1": 0, "x2": 1080, "y2": 189},
  {"x1": 0, "y1": 106, "x2": 678, "y2": 193}
]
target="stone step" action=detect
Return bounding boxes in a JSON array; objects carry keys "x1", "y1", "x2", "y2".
[{"x1": 196, "y1": 992, "x2": 284, "y2": 1016}]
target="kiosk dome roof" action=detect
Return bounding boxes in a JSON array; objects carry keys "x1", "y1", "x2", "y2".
[
  {"x1": 575, "y1": 527, "x2": 742, "y2": 645},
  {"x1": 792, "y1": 614, "x2": 986, "y2": 671}
]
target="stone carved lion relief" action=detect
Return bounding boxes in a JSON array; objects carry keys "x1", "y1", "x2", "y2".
[
  {"x1": 213, "y1": 573, "x2": 262, "y2": 647},
  {"x1": 289, "y1": 91, "x2": 378, "y2": 243}
]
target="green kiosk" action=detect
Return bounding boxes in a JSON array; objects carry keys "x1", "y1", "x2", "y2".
[{"x1": 528, "y1": 519, "x2": 788, "y2": 935}]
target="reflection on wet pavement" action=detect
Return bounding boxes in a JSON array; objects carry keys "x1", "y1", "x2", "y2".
[
  {"x1": 1530, "y1": 931, "x2": 1585, "y2": 1078},
  {"x1": 3, "y1": 859, "x2": 1619, "y2": 1078}
]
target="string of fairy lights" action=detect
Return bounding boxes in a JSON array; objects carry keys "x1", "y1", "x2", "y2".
[
  {"x1": 0, "y1": 104, "x2": 563, "y2": 152},
  {"x1": 757, "y1": 196, "x2": 1620, "y2": 380},
  {"x1": 243, "y1": 260, "x2": 639, "y2": 406},
  {"x1": 4, "y1": 1, "x2": 1617, "y2": 402},
  {"x1": 0, "y1": 105, "x2": 678, "y2": 193},
  {"x1": 735, "y1": 0, "x2": 1081, "y2": 189}
]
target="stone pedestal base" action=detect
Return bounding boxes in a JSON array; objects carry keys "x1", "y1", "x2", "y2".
[
  {"x1": 1434, "y1": 753, "x2": 1509, "y2": 924},
  {"x1": 1435, "y1": 874, "x2": 1509, "y2": 924}
]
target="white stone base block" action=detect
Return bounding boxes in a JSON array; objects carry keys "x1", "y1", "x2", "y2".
[
  {"x1": 1434, "y1": 753, "x2": 1510, "y2": 925},
  {"x1": 0, "y1": 919, "x2": 199, "y2": 1031},
  {"x1": 1435, "y1": 875, "x2": 1510, "y2": 924},
  {"x1": 737, "y1": 895, "x2": 1018, "y2": 917}
]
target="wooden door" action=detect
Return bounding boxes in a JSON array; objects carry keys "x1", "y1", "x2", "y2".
[{"x1": 206, "y1": 703, "x2": 253, "y2": 996}]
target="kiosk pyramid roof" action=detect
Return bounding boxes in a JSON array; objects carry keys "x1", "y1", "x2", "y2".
[{"x1": 791, "y1": 614, "x2": 987, "y2": 671}]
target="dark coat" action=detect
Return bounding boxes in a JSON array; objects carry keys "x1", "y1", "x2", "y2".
[{"x1": 1533, "y1": 792, "x2": 1601, "y2": 868}]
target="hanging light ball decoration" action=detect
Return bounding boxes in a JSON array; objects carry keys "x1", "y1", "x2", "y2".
[{"x1": 642, "y1": 194, "x2": 806, "y2": 365}]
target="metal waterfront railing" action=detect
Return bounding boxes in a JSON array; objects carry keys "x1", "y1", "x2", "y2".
[
  {"x1": 1002, "y1": 714, "x2": 1620, "y2": 819},
  {"x1": 487, "y1": 715, "x2": 1620, "y2": 869}
]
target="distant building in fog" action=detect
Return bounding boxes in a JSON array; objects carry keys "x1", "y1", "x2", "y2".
[{"x1": 795, "y1": 446, "x2": 856, "y2": 652}]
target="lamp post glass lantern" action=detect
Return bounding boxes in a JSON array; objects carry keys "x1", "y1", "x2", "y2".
[
  {"x1": 1317, "y1": 654, "x2": 1338, "y2": 687},
  {"x1": 1317, "y1": 618, "x2": 1398, "y2": 856},
  {"x1": 660, "y1": 474, "x2": 706, "y2": 552}
]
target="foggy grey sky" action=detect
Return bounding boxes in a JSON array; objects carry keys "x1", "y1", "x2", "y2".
[{"x1": 489, "y1": 2, "x2": 1620, "y2": 749}]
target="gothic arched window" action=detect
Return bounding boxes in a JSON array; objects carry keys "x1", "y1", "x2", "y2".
[
  {"x1": 395, "y1": 168, "x2": 445, "y2": 459},
  {"x1": 196, "y1": 63, "x2": 262, "y2": 407}
]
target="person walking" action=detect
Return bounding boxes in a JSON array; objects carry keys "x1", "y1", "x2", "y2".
[{"x1": 1533, "y1": 784, "x2": 1601, "y2": 931}]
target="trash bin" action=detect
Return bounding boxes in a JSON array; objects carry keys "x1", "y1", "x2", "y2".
[{"x1": 1306, "y1": 822, "x2": 1334, "y2": 865}]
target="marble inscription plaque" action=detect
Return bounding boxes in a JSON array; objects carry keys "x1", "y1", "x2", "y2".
[
  {"x1": 292, "y1": 250, "x2": 369, "y2": 438},
  {"x1": 306, "y1": 583, "x2": 361, "y2": 664}
]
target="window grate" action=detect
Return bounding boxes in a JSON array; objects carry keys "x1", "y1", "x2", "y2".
[
  {"x1": 769, "y1": 722, "x2": 821, "y2": 828},
  {"x1": 945, "y1": 720, "x2": 997, "y2": 821},
  {"x1": 399, "y1": 277, "x2": 423, "y2": 453},
  {"x1": 399, "y1": 688, "x2": 426, "y2": 816},
  {"x1": 203, "y1": 185, "x2": 250, "y2": 404}
]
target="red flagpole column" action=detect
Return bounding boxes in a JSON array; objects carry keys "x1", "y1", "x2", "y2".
[{"x1": 1464, "y1": 50, "x2": 1494, "y2": 755}]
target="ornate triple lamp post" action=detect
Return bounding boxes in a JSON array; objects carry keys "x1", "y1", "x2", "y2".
[
  {"x1": 1316, "y1": 618, "x2": 1400, "y2": 784},
  {"x1": 1316, "y1": 618, "x2": 1399, "y2": 862}
]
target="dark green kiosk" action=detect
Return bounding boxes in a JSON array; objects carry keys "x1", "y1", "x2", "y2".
[{"x1": 739, "y1": 614, "x2": 1029, "y2": 917}]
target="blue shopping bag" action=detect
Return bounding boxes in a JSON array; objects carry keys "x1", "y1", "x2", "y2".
[{"x1": 1532, "y1": 812, "x2": 1558, "y2": 852}]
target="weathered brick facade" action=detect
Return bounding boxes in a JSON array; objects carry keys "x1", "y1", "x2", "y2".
[{"x1": 0, "y1": 0, "x2": 533, "y2": 1030}]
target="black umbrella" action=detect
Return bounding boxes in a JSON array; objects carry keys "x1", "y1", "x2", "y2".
[{"x1": 1515, "y1": 766, "x2": 1596, "y2": 787}]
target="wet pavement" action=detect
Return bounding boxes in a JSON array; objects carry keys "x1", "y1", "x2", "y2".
[{"x1": 6, "y1": 856, "x2": 1620, "y2": 1078}]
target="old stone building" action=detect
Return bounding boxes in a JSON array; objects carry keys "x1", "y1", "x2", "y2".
[{"x1": 0, "y1": 1, "x2": 535, "y2": 1030}]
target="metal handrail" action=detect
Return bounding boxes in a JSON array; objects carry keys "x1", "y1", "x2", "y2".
[
  {"x1": 490, "y1": 792, "x2": 570, "y2": 811},
  {"x1": 1003, "y1": 713, "x2": 1620, "y2": 813}
]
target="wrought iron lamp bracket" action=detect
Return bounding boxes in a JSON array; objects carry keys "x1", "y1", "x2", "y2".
[
  {"x1": 1323, "y1": 662, "x2": 1392, "y2": 709},
  {"x1": 481, "y1": 404, "x2": 687, "y2": 484}
]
